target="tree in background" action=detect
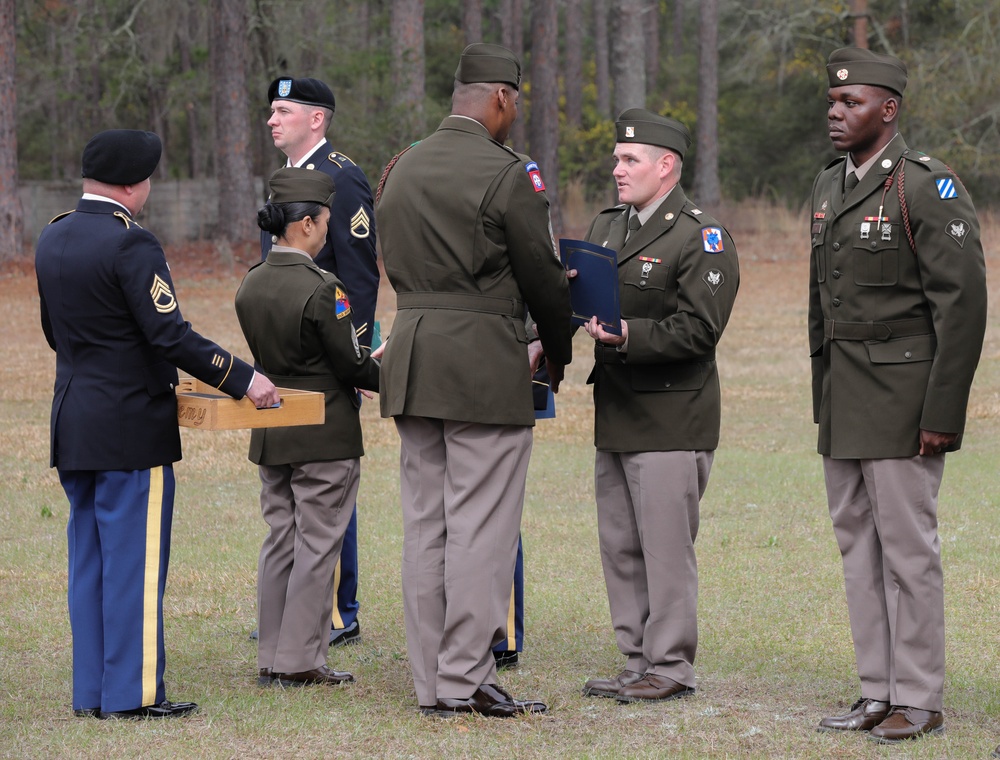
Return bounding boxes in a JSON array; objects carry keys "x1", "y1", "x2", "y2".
[
  {"x1": 0, "y1": 0, "x2": 22, "y2": 260},
  {"x1": 210, "y1": 0, "x2": 256, "y2": 243},
  {"x1": 693, "y1": 0, "x2": 721, "y2": 208},
  {"x1": 391, "y1": 0, "x2": 426, "y2": 143},
  {"x1": 529, "y1": 0, "x2": 563, "y2": 237},
  {"x1": 610, "y1": 0, "x2": 647, "y2": 115}
]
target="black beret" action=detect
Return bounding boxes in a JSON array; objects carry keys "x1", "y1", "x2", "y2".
[
  {"x1": 455, "y1": 43, "x2": 522, "y2": 89},
  {"x1": 827, "y1": 47, "x2": 907, "y2": 96},
  {"x1": 267, "y1": 167, "x2": 335, "y2": 206},
  {"x1": 615, "y1": 109, "x2": 692, "y2": 159},
  {"x1": 268, "y1": 77, "x2": 336, "y2": 111},
  {"x1": 81, "y1": 129, "x2": 162, "y2": 185}
]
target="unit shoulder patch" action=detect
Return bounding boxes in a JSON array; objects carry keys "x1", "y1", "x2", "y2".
[
  {"x1": 335, "y1": 287, "x2": 352, "y2": 319},
  {"x1": 524, "y1": 161, "x2": 546, "y2": 192},
  {"x1": 701, "y1": 227, "x2": 725, "y2": 253}
]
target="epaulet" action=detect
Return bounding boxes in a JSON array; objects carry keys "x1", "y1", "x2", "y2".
[
  {"x1": 682, "y1": 203, "x2": 710, "y2": 221},
  {"x1": 901, "y1": 149, "x2": 949, "y2": 172},
  {"x1": 327, "y1": 151, "x2": 357, "y2": 168},
  {"x1": 824, "y1": 155, "x2": 847, "y2": 171},
  {"x1": 47, "y1": 210, "x2": 74, "y2": 225},
  {"x1": 113, "y1": 211, "x2": 141, "y2": 230}
]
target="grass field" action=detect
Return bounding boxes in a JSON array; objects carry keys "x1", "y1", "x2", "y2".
[{"x1": 1, "y1": 205, "x2": 999, "y2": 759}]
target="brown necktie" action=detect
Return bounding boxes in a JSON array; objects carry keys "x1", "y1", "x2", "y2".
[{"x1": 844, "y1": 171, "x2": 859, "y2": 199}]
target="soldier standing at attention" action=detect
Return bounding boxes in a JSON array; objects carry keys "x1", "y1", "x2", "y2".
[
  {"x1": 261, "y1": 76, "x2": 378, "y2": 648},
  {"x1": 809, "y1": 48, "x2": 986, "y2": 743},
  {"x1": 579, "y1": 110, "x2": 739, "y2": 705},
  {"x1": 35, "y1": 129, "x2": 279, "y2": 719},
  {"x1": 376, "y1": 43, "x2": 573, "y2": 718}
]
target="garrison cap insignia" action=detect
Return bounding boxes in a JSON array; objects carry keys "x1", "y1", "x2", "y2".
[
  {"x1": 836, "y1": 68, "x2": 849, "y2": 80},
  {"x1": 947, "y1": 219, "x2": 969, "y2": 247},
  {"x1": 335, "y1": 287, "x2": 352, "y2": 319},
  {"x1": 936, "y1": 178, "x2": 958, "y2": 199},
  {"x1": 150, "y1": 274, "x2": 177, "y2": 313},
  {"x1": 277, "y1": 79, "x2": 293, "y2": 98},
  {"x1": 625, "y1": 126, "x2": 635, "y2": 138},
  {"x1": 702, "y1": 227, "x2": 724, "y2": 253},
  {"x1": 350, "y1": 206, "x2": 371, "y2": 239},
  {"x1": 525, "y1": 161, "x2": 546, "y2": 192},
  {"x1": 703, "y1": 269, "x2": 724, "y2": 295}
]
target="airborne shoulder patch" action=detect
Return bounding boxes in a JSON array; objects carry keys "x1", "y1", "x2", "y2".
[{"x1": 525, "y1": 161, "x2": 546, "y2": 192}]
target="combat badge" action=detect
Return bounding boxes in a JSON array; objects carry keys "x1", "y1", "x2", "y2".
[
  {"x1": 525, "y1": 161, "x2": 546, "y2": 192},
  {"x1": 947, "y1": 219, "x2": 969, "y2": 248},
  {"x1": 351, "y1": 206, "x2": 371, "y2": 239},
  {"x1": 335, "y1": 287, "x2": 352, "y2": 319},
  {"x1": 702, "y1": 227, "x2": 724, "y2": 253},
  {"x1": 150, "y1": 274, "x2": 177, "y2": 314},
  {"x1": 703, "y1": 269, "x2": 724, "y2": 295}
]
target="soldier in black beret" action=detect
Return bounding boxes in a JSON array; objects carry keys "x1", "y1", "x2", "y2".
[
  {"x1": 35, "y1": 129, "x2": 279, "y2": 720},
  {"x1": 259, "y1": 77, "x2": 380, "y2": 650},
  {"x1": 810, "y1": 48, "x2": 987, "y2": 743}
]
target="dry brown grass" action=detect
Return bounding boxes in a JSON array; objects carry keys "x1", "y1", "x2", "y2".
[{"x1": 2, "y1": 201, "x2": 1000, "y2": 758}]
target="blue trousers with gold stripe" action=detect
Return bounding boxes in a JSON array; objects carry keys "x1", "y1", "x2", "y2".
[
  {"x1": 60, "y1": 466, "x2": 173, "y2": 712},
  {"x1": 492, "y1": 536, "x2": 524, "y2": 654},
  {"x1": 331, "y1": 506, "x2": 359, "y2": 630}
]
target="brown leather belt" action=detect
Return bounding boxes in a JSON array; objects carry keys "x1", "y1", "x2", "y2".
[
  {"x1": 396, "y1": 292, "x2": 524, "y2": 317},
  {"x1": 823, "y1": 317, "x2": 933, "y2": 341}
]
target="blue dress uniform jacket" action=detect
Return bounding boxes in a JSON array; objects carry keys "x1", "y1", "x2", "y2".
[
  {"x1": 808, "y1": 136, "x2": 987, "y2": 458},
  {"x1": 584, "y1": 189, "x2": 740, "y2": 452},
  {"x1": 36, "y1": 198, "x2": 255, "y2": 470},
  {"x1": 261, "y1": 141, "x2": 379, "y2": 349}
]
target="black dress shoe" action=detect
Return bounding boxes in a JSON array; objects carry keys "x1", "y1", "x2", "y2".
[
  {"x1": 103, "y1": 700, "x2": 199, "y2": 720},
  {"x1": 257, "y1": 668, "x2": 274, "y2": 686},
  {"x1": 493, "y1": 650, "x2": 519, "y2": 670},
  {"x1": 73, "y1": 708, "x2": 101, "y2": 718},
  {"x1": 433, "y1": 683, "x2": 547, "y2": 718},
  {"x1": 273, "y1": 665, "x2": 355, "y2": 687},
  {"x1": 329, "y1": 621, "x2": 361, "y2": 647},
  {"x1": 817, "y1": 697, "x2": 890, "y2": 732},
  {"x1": 249, "y1": 628, "x2": 259, "y2": 641}
]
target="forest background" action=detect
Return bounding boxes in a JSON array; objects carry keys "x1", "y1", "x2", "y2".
[{"x1": 2, "y1": 0, "x2": 1000, "y2": 255}]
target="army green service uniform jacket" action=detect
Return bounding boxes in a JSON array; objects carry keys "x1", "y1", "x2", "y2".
[
  {"x1": 585, "y1": 188, "x2": 740, "y2": 452},
  {"x1": 235, "y1": 247, "x2": 380, "y2": 465},
  {"x1": 808, "y1": 135, "x2": 987, "y2": 459},
  {"x1": 377, "y1": 116, "x2": 573, "y2": 426}
]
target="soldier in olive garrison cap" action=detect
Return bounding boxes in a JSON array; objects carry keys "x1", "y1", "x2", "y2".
[
  {"x1": 236, "y1": 166, "x2": 380, "y2": 689},
  {"x1": 810, "y1": 48, "x2": 986, "y2": 743},
  {"x1": 376, "y1": 42, "x2": 572, "y2": 719},
  {"x1": 579, "y1": 108, "x2": 739, "y2": 705},
  {"x1": 262, "y1": 76, "x2": 379, "y2": 650}
]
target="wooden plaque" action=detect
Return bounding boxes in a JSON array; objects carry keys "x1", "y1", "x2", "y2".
[{"x1": 176, "y1": 377, "x2": 325, "y2": 430}]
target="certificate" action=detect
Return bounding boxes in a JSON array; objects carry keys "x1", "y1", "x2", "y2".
[{"x1": 559, "y1": 238, "x2": 621, "y2": 336}]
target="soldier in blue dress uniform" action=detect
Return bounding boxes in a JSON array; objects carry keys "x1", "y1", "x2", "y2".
[
  {"x1": 35, "y1": 129, "x2": 279, "y2": 719},
  {"x1": 261, "y1": 76, "x2": 379, "y2": 646}
]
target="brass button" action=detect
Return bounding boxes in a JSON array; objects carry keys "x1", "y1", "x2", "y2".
[
  {"x1": 833, "y1": 242, "x2": 841, "y2": 251},
  {"x1": 832, "y1": 270, "x2": 842, "y2": 278},
  {"x1": 832, "y1": 298, "x2": 842, "y2": 307},
  {"x1": 904, "y1": 351, "x2": 913, "y2": 359}
]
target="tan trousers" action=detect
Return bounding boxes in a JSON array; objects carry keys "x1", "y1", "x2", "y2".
[
  {"x1": 256, "y1": 458, "x2": 360, "y2": 674},
  {"x1": 594, "y1": 449, "x2": 713, "y2": 688},
  {"x1": 823, "y1": 454, "x2": 946, "y2": 711},
  {"x1": 395, "y1": 416, "x2": 532, "y2": 705}
]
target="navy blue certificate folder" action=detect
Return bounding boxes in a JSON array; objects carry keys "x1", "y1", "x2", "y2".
[{"x1": 559, "y1": 238, "x2": 622, "y2": 336}]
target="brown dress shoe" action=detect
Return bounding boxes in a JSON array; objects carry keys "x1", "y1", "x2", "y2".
[
  {"x1": 273, "y1": 665, "x2": 355, "y2": 687},
  {"x1": 433, "y1": 683, "x2": 547, "y2": 718},
  {"x1": 257, "y1": 668, "x2": 274, "y2": 686},
  {"x1": 868, "y1": 706, "x2": 943, "y2": 743},
  {"x1": 817, "y1": 697, "x2": 890, "y2": 732},
  {"x1": 616, "y1": 673, "x2": 695, "y2": 703},
  {"x1": 582, "y1": 669, "x2": 645, "y2": 698}
]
